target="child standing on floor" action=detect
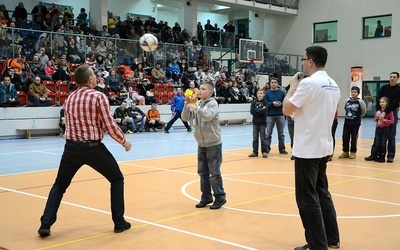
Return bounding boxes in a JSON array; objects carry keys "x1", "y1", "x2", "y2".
[
  {"x1": 339, "y1": 86, "x2": 366, "y2": 159},
  {"x1": 371, "y1": 97, "x2": 395, "y2": 162},
  {"x1": 249, "y1": 89, "x2": 268, "y2": 158}
]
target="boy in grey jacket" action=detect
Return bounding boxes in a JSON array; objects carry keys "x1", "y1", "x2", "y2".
[{"x1": 182, "y1": 82, "x2": 226, "y2": 209}]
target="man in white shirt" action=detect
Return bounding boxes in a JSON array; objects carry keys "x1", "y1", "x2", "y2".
[{"x1": 283, "y1": 46, "x2": 341, "y2": 250}]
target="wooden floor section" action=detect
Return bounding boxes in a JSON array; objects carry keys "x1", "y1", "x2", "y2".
[{"x1": 0, "y1": 138, "x2": 399, "y2": 249}]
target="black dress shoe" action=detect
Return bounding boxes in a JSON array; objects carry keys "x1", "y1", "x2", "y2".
[
  {"x1": 210, "y1": 199, "x2": 226, "y2": 209},
  {"x1": 387, "y1": 158, "x2": 394, "y2": 163},
  {"x1": 294, "y1": 244, "x2": 309, "y2": 250},
  {"x1": 365, "y1": 155, "x2": 376, "y2": 161},
  {"x1": 195, "y1": 200, "x2": 213, "y2": 208},
  {"x1": 38, "y1": 226, "x2": 51, "y2": 237},
  {"x1": 114, "y1": 221, "x2": 131, "y2": 233},
  {"x1": 279, "y1": 150, "x2": 289, "y2": 155}
]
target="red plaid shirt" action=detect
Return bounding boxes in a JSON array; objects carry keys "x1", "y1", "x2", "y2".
[{"x1": 64, "y1": 86, "x2": 126, "y2": 145}]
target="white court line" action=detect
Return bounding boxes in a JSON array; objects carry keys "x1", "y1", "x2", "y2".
[{"x1": 0, "y1": 186, "x2": 257, "y2": 250}]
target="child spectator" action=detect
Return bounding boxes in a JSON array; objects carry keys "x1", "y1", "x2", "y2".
[
  {"x1": 248, "y1": 89, "x2": 268, "y2": 158},
  {"x1": 338, "y1": 86, "x2": 366, "y2": 159},
  {"x1": 371, "y1": 97, "x2": 395, "y2": 162},
  {"x1": 146, "y1": 103, "x2": 164, "y2": 131}
]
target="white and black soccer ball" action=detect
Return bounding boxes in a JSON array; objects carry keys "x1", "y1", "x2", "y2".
[{"x1": 139, "y1": 33, "x2": 158, "y2": 52}]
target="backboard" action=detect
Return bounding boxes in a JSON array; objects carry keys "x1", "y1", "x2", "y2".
[{"x1": 238, "y1": 39, "x2": 264, "y2": 64}]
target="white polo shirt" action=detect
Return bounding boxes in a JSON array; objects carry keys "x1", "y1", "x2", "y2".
[{"x1": 289, "y1": 70, "x2": 341, "y2": 158}]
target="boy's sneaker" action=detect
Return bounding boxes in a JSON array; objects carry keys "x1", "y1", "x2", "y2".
[
  {"x1": 248, "y1": 152, "x2": 258, "y2": 157},
  {"x1": 195, "y1": 200, "x2": 213, "y2": 208},
  {"x1": 349, "y1": 152, "x2": 356, "y2": 159},
  {"x1": 338, "y1": 152, "x2": 349, "y2": 159},
  {"x1": 210, "y1": 199, "x2": 226, "y2": 209},
  {"x1": 114, "y1": 221, "x2": 131, "y2": 233},
  {"x1": 262, "y1": 152, "x2": 268, "y2": 158}
]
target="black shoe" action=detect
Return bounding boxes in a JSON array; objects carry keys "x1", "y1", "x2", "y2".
[
  {"x1": 164, "y1": 130, "x2": 170, "y2": 133},
  {"x1": 210, "y1": 199, "x2": 226, "y2": 209},
  {"x1": 365, "y1": 155, "x2": 376, "y2": 161},
  {"x1": 279, "y1": 150, "x2": 289, "y2": 155},
  {"x1": 38, "y1": 226, "x2": 51, "y2": 237},
  {"x1": 294, "y1": 244, "x2": 309, "y2": 250},
  {"x1": 195, "y1": 200, "x2": 213, "y2": 208},
  {"x1": 328, "y1": 243, "x2": 340, "y2": 248},
  {"x1": 114, "y1": 221, "x2": 131, "y2": 233},
  {"x1": 375, "y1": 158, "x2": 385, "y2": 163},
  {"x1": 291, "y1": 155, "x2": 295, "y2": 160},
  {"x1": 133, "y1": 130, "x2": 138, "y2": 133},
  {"x1": 187, "y1": 128, "x2": 192, "y2": 132},
  {"x1": 387, "y1": 158, "x2": 394, "y2": 163}
]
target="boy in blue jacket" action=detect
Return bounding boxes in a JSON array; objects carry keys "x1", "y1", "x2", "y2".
[{"x1": 249, "y1": 89, "x2": 268, "y2": 158}]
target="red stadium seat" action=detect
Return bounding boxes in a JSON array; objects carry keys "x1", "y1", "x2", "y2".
[
  {"x1": 17, "y1": 91, "x2": 27, "y2": 106},
  {"x1": 56, "y1": 91, "x2": 69, "y2": 106},
  {"x1": 43, "y1": 81, "x2": 56, "y2": 93},
  {"x1": 56, "y1": 80, "x2": 69, "y2": 92}
]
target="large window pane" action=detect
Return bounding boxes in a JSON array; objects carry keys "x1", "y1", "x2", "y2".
[
  {"x1": 313, "y1": 21, "x2": 338, "y2": 43},
  {"x1": 363, "y1": 14, "x2": 392, "y2": 39}
]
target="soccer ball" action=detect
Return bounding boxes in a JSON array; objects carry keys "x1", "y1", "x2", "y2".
[{"x1": 139, "y1": 33, "x2": 158, "y2": 52}]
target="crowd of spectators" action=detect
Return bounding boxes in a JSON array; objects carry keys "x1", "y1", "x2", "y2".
[{"x1": 0, "y1": 1, "x2": 280, "y2": 108}]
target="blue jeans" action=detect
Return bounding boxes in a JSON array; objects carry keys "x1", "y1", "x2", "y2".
[
  {"x1": 295, "y1": 156, "x2": 340, "y2": 250},
  {"x1": 132, "y1": 117, "x2": 145, "y2": 131},
  {"x1": 342, "y1": 123, "x2": 360, "y2": 152},
  {"x1": 40, "y1": 142, "x2": 126, "y2": 228},
  {"x1": 31, "y1": 97, "x2": 52, "y2": 107},
  {"x1": 266, "y1": 115, "x2": 286, "y2": 152},
  {"x1": 165, "y1": 111, "x2": 190, "y2": 131},
  {"x1": 197, "y1": 143, "x2": 226, "y2": 202},
  {"x1": 252, "y1": 123, "x2": 266, "y2": 154},
  {"x1": 371, "y1": 109, "x2": 398, "y2": 159}
]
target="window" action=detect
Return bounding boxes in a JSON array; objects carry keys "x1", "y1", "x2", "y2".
[
  {"x1": 363, "y1": 14, "x2": 392, "y2": 39},
  {"x1": 313, "y1": 21, "x2": 338, "y2": 43}
]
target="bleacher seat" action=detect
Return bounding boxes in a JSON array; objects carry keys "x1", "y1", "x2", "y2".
[
  {"x1": 154, "y1": 83, "x2": 164, "y2": 93},
  {"x1": 167, "y1": 91, "x2": 176, "y2": 104},
  {"x1": 48, "y1": 91, "x2": 56, "y2": 106},
  {"x1": 165, "y1": 83, "x2": 174, "y2": 93},
  {"x1": 159, "y1": 92, "x2": 169, "y2": 104},
  {"x1": 17, "y1": 91, "x2": 27, "y2": 106},
  {"x1": 56, "y1": 91, "x2": 69, "y2": 106},
  {"x1": 43, "y1": 81, "x2": 56, "y2": 93},
  {"x1": 56, "y1": 80, "x2": 69, "y2": 92}
]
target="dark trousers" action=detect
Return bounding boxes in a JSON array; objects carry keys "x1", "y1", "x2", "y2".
[
  {"x1": 341, "y1": 123, "x2": 360, "y2": 152},
  {"x1": 370, "y1": 110, "x2": 398, "y2": 159},
  {"x1": 40, "y1": 142, "x2": 126, "y2": 228},
  {"x1": 295, "y1": 157, "x2": 340, "y2": 250},
  {"x1": 165, "y1": 111, "x2": 190, "y2": 131},
  {"x1": 252, "y1": 123, "x2": 266, "y2": 154},
  {"x1": 331, "y1": 119, "x2": 338, "y2": 154},
  {"x1": 374, "y1": 127, "x2": 390, "y2": 158}
]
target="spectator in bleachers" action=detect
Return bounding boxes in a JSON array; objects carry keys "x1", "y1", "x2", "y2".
[
  {"x1": 223, "y1": 21, "x2": 235, "y2": 48},
  {"x1": 104, "y1": 53, "x2": 115, "y2": 72},
  {"x1": 21, "y1": 67, "x2": 35, "y2": 90},
  {"x1": 107, "y1": 12, "x2": 117, "y2": 36},
  {"x1": 77, "y1": 37, "x2": 89, "y2": 55},
  {"x1": 170, "y1": 59, "x2": 180, "y2": 83},
  {"x1": 53, "y1": 27, "x2": 65, "y2": 53},
  {"x1": 63, "y1": 8, "x2": 74, "y2": 26},
  {"x1": 76, "y1": 8, "x2": 88, "y2": 29},
  {"x1": 44, "y1": 60, "x2": 56, "y2": 80},
  {"x1": 96, "y1": 40, "x2": 108, "y2": 57},
  {"x1": 42, "y1": 13, "x2": 53, "y2": 32},
  {"x1": 85, "y1": 53, "x2": 96, "y2": 69},
  {"x1": 106, "y1": 68, "x2": 122, "y2": 93},
  {"x1": 113, "y1": 100, "x2": 133, "y2": 134},
  {"x1": 181, "y1": 29, "x2": 190, "y2": 42},
  {"x1": 0, "y1": 5, "x2": 10, "y2": 22},
  {"x1": 172, "y1": 22, "x2": 182, "y2": 35},
  {"x1": 53, "y1": 57, "x2": 71, "y2": 81},
  {"x1": 151, "y1": 62, "x2": 166, "y2": 83},
  {"x1": 12, "y1": 2, "x2": 27, "y2": 27},
  {"x1": 0, "y1": 76, "x2": 20, "y2": 107},
  {"x1": 95, "y1": 54, "x2": 106, "y2": 72},
  {"x1": 34, "y1": 35, "x2": 49, "y2": 54},
  {"x1": 66, "y1": 39, "x2": 81, "y2": 63},
  {"x1": 7, "y1": 16, "x2": 16, "y2": 28},
  {"x1": 155, "y1": 48, "x2": 164, "y2": 65},
  {"x1": 31, "y1": 3, "x2": 47, "y2": 25},
  {"x1": 0, "y1": 11, "x2": 7, "y2": 40},
  {"x1": 3, "y1": 68, "x2": 22, "y2": 90},
  {"x1": 101, "y1": 25, "x2": 110, "y2": 37},
  {"x1": 133, "y1": 17, "x2": 143, "y2": 33},
  {"x1": 133, "y1": 63, "x2": 147, "y2": 79},
  {"x1": 127, "y1": 101, "x2": 146, "y2": 133},
  {"x1": 219, "y1": 81, "x2": 231, "y2": 104},
  {"x1": 146, "y1": 103, "x2": 163, "y2": 132},
  {"x1": 136, "y1": 76, "x2": 155, "y2": 105},
  {"x1": 197, "y1": 22, "x2": 204, "y2": 45},
  {"x1": 29, "y1": 76, "x2": 52, "y2": 107}
]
